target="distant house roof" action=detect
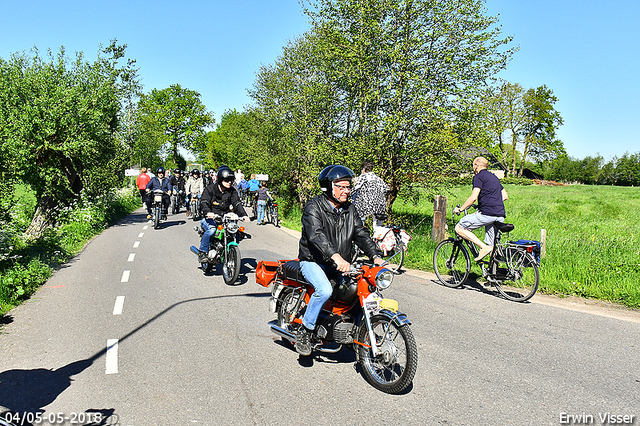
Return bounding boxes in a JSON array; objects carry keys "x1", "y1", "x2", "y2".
[{"x1": 458, "y1": 147, "x2": 509, "y2": 173}]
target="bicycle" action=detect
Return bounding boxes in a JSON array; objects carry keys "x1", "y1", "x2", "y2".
[
  {"x1": 433, "y1": 204, "x2": 540, "y2": 302},
  {"x1": 264, "y1": 195, "x2": 280, "y2": 227},
  {"x1": 351, "y1": 219, "x2": 408, "y2": 274}
]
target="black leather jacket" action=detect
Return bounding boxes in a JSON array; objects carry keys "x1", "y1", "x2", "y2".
[
  {"x1": 201, "y1": 183, "x2": 247, "y2": 218},
  {"x1": 298, "y1": 194, "x2": 378, "y2": 265}
]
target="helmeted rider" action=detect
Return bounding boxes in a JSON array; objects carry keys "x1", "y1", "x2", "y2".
[
  {"x1": 170, "y1": 168, "x2": 187, "y2": 212},
  {"x1": 186, "y1": 168, "x2": 204, "y2": 216},
  {"x1": 145, "y1": 166, "x2": 173, "y2": 220},
  {"x1": 295, "y1": 165, "x2": 385, "y2": 356},
  {"x1": 197, "y1": 165, "x2": 250, "y2": 263}
]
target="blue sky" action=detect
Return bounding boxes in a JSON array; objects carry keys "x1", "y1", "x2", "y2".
[{"x1": 1, "y1": 0, "x2": 637, "y2": 161}]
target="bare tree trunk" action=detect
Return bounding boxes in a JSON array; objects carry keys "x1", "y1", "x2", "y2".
[{"x1": 24, "y1": 196, "x2": 58, "y2": 240}]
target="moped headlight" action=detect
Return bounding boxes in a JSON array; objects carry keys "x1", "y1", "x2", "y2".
[
  {"x1": 227, "y1": 222, "x2": 239, "y2": 234},
  {"x1": 375, "y1": 269, "x2": 394, "y2": 290}
]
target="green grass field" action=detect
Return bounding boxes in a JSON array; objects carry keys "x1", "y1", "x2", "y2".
[{"x1": 282, "y1": 184, "x2": 640, "y2": 309}]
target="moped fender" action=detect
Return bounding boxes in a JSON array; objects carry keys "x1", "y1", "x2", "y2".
[
  {"x1": 377, "y1": 309, "x2": 412, "y2": 327},
  {"x1": 226, "y1": 241, "x2": 239, "y2": 249}
]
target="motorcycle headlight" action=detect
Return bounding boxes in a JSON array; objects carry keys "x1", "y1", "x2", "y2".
[
  {"x1": 375, "y1": 269, "x2": 394, "y2": 290},
  {"x1": 227, "y1": 222, "x2": 239, "y2": 234}
]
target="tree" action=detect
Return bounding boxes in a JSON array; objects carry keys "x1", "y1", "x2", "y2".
[
  {"x1": 0, "y1": 40, "x2": 140, "y2": 238},
  {"x1": 137, "y1": 84, "x2": 214, "y2": 165},
  {"x1": 519, "y1": 85, "x2": 564, "y2": 175},
  {"x1": 251, "y1": 0, "x2": 515, "y2": 209}
]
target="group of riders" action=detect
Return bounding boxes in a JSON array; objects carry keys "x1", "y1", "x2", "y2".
[{"x1": 136, "y1": 158, "x2": 505, "y2": 357}]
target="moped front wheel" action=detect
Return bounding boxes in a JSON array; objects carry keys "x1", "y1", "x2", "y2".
[
  {"x1": 153, "y1": 206, "x2": 160, "y2": 229},
  {"x1": 357, "y1": 315, "x2": 418, "y2": 394},
  {"x1": 222, "y1": 245, "x2": 241, "y2": 285}
]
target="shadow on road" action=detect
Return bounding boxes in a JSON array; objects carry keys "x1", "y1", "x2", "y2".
[{"x1": 0, "y1": 292, "x2": 269, "y2": 422}]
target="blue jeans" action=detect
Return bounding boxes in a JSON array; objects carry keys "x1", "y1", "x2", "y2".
[
  {"x1": 300, "y1": 261, "x2": 346, "y2": 330},
  {"x1": 257, "y1": 199, "x2": 267, "y2": 223},
  {"x1": 199, "y1": 217, "x2": 218, "y2": 253}
]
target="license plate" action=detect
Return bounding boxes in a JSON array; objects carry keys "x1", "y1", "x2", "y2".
[{"x1": 154, "y1": 195, "x2": 162, "y2": 202}]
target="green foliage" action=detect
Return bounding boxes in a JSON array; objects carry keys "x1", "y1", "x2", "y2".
[
  {"x1": 539, "y1": 152, "x2": 640, "y2": 186},
  {"x1": 0, "y1": 186, "x2": 139, "y2": 316},
  {"x1": 483, "y1": 81, "x2": 565, "y2": 176},
  {"x1": 245, "y1": 0, "x2": 516, "y2": 209},
  {"x1": 136, "y1": 84, "x2": 214, "y2": 165},
  {"x1": 0, "y1": 40, "x2": 140, "y2": 237}
]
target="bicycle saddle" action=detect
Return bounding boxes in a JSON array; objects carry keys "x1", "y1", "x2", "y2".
[{"x1": 495, "y1": 222, "x2": 514, "y2": 233}]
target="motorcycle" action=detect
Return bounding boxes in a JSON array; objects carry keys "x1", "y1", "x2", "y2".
[
  {"x1": 255, "y1": 258, "x2": 418, "y2": 394},
  {"x1": 149, "y1": 189, "x2": 166, "y2": 229},
  {"x1": 190, "y1": 212, "x2": 250, "y2": 284},
  {"x1": 189, "y1": 195, "x2": 200, "y2": 220},
  {"x1": 170, "y1": 189, "x2": 185, "y2": 214}
]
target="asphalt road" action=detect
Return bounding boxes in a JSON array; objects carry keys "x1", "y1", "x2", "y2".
[{"x1": 1, "y1": 207, "x2": 638, "y2": 426}]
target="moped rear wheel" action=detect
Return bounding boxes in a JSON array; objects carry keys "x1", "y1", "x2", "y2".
[
  {"x1": 357, "y1": 315, "x2": 418, "y2": 394},
  {"x1": 222, "y1": 245, "x2": 241, "y2": 285}
]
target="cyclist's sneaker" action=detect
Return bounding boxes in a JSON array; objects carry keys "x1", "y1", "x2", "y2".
[{"x1": 474, "y1": 246, "x2": 493, "y2": 262}]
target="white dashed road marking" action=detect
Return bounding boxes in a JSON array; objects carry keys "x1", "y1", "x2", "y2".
[
  {"x1": 138, "y1": 232, "x2": 144, "y2": 238},
  {"x1": 105, "y1": 339, "x2": 119, "y2": 374},
  {"x1": 133, "y1": 241, "x2": 140, "y2": 248},
  {"x1": 121, "y1": 270, "x2": 130, "y2": 283},
  {"x1": 113, "y1": 296, "x2": 125, "y2": 315},
  {"x1": 127, "y1": 253, "x2": 136, "y2": 262}
]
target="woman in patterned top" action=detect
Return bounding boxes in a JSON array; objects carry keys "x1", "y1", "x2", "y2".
[{"x1": 352, "y1": 161, "x2": 389, "y2": 227}]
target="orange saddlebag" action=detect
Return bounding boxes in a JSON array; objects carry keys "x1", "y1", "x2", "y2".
[{"x1": 255, "y1": 260, "x2": 280, "y2": 287}]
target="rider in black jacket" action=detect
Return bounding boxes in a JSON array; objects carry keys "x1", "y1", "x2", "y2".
[
  {"x1": 295, "y1": 165, "x2": 385, "y2": 356},
  {"x1": 197, "y1": 166, "x2": 249, "y2": 262}
]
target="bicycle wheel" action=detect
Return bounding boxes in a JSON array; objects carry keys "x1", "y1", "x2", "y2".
[
  {"x1": 272, "y1": 206, "x2": 280, "y2": 227},
  {"x1": 433, "y1": 239, "x2": 470, "y2": 288},
  {"x1": 495, "y1": 248, "x2": 539, "y2": 302},
  {"x1": 264, "y1": 203, "x2": 271, "y2": 224},
  {"x1": 380, "y1": 236, "x2": 405, "y2": 274}
]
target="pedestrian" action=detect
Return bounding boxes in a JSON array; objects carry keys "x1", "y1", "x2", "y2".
[
  {"x1": 136, "y1": 167, "x2": 151, "y2": 205},
  {"x1": 352, "y1": 161, "x2": 390, "y2": 228}
]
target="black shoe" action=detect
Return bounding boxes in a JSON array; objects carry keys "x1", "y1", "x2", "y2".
[
  {"x1": 295, "y1": 326, "x2": 312, "y2": 356},
  {"x1": 198, "y1": 251, "x2": 208, "y2": 263}
]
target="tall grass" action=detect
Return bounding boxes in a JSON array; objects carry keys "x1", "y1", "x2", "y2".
[{"x1": 394, "y1": 185, "x2": 640, "y2": 309}]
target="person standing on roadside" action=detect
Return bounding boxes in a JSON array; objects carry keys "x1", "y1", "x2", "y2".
[
  {"x1": 136, "y1": 167, "x2": 151, "y2": 205},
  {"x1": 352, "y1": 161, "x2": 389, "y2": 228},
  {"x1": 453, "y1": 156, "x2": 509, "y2": 261}
]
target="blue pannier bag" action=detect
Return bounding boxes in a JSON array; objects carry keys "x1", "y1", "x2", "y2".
[{"x1": 510, "y1": 239, "x2": 541, "y2": 264}]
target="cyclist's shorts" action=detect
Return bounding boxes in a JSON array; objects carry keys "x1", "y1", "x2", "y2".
[{"x1": 458, "y1": 212, "x2": 504, "y2": 231}]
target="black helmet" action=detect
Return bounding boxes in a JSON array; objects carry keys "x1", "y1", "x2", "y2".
[
  {"x1": 318, "y1": 165, "x2": 355, "y2": 201},
  {"x1": 192, "y1": 168, "x2": 200, "y2": 176},
  {"x1": 217, "y1": 165, "x2": 234, "y2": 183},
  {"x1": 173, "y1": 168, "x2": 180, "y2": 174},
  {"x1": 156, "y1": 167, "x2": 165, "y2": 175}
]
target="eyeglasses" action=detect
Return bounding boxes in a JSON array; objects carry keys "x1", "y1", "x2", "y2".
[{"x1": 334, "y1": 183, "x2": 352, "y2": 191}]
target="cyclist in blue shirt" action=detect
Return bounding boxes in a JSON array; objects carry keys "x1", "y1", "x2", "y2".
[{"x1": 453, "y1": 157, "x2": 508, "y2": 261}]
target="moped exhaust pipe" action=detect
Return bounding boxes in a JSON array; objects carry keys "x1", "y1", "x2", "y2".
[
  {"x1": 190, "y1": 246, "x2": 200, "y2": 256},
  {"x1": 269, "y1": 320, "x2": 296, "y2": 342}
]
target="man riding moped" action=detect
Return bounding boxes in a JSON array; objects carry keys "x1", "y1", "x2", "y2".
[
  {"x1": 197, "y1": 166, "x2": 250, "y2": 263},
  {"x1": 295, "y1": 165, "x2": 386, "y2": 356}
]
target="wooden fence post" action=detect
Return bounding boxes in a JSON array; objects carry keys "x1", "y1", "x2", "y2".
[
  {"x1": 432, "y1": 195, "x2": 447, "y2": 241},
  {"x1": 540, "y1": 229, "x2": 547, "y2": 259}
]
